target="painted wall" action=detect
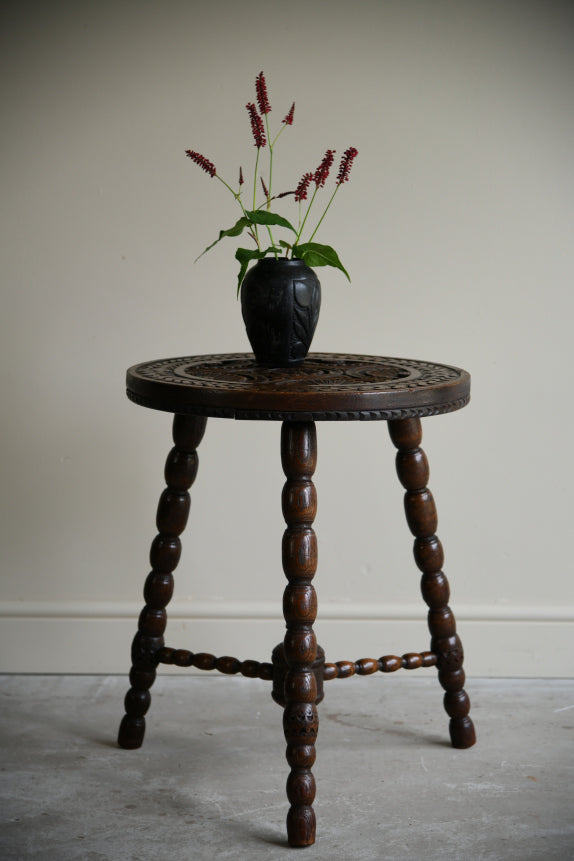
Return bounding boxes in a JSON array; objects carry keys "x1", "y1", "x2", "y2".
[{"x1": 1, "y1": 0, "x2": 573, "y2": 676}]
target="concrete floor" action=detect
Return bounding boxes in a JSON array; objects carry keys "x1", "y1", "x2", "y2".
[{"x1": 0, "y1": 675, "x2": 573, "y2": 860}]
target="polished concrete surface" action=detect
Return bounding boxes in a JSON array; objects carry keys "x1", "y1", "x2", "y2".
[{"x1": 1, "y1": 675, "x2": 573, "y2": 860}]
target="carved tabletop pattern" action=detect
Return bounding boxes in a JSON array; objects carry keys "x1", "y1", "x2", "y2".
[{"x1": 126, "y1": 353, "x2": 470, "y2": 421}]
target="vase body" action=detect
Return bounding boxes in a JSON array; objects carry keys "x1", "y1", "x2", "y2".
[{"x1": 241, "y1": 258, "x2": 321, "y2": 367}]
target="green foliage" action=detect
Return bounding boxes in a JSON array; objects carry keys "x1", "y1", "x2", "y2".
[
  {"x1": 186, "y1": 72, "x2": 358, "y2": 292},
  {"x1": 292, "y1": 243, "x2": 350, "y2": 281},
  {"x1": 235, "y1": 246, "x2": 281, "y2": 295},
  {"x1": 244, "y1": 211, "x2": 297, "y2": 233},
  {"x1": 195, "y1": 217, "x2": 252, "y2": 262}
]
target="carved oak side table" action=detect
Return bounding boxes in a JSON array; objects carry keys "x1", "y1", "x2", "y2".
[{"x1": 117, "y1": 353, "x2": 476, "y2": 848}]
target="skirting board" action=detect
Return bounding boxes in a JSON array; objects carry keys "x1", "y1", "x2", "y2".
[{"x1": 1, "y1": 601, "x2": 573, "y2": 676}]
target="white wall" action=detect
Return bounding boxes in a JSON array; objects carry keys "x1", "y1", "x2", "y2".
[{"x1": 1, "y1": 0, "x2": 573, "y2": 676}]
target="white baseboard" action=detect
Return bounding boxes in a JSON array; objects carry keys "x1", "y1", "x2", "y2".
[{"x1": 1, "y1": 601, "x2": 573, "y2": 676}]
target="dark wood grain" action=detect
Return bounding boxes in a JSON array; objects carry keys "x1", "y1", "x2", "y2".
[
  {"x1": 119, "y1": 352, "x2": 475, "y2": 847},
  {"x1": 157, "y1": 647, "x2": 274, "y2": 680},
  {"x1": 117, "y1": 414, "x2": 206, "y2": 749},
  {"x1": 281, "y1": 422, "x2": 319, "y2": 847},
  {"x1": 388, "y1": 417, "x2": 476, "y2": 749},
  {"x1": 323, "y1": 650, "x2": 438, "y2": 679},
  {"x1": 126, "y1": 353, "x2": 470, "y2": 420}
]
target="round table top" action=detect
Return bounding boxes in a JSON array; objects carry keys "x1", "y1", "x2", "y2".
[{"x1": 126, "y1": 353, "x2": 470, "y2": 421}]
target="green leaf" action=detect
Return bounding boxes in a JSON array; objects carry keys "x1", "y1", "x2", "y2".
[
  {"x1": 235, "y1": 246, "x2": 279, "y2": 296},
  {"x1": 245, "y1": 210, "x2": 297, "y2": 233},
  {"x1": 293, "y1": 242, "x2": 351, "y2": 281},
  {"x1": 194, "y1": 217, "x2": 251, "y2": 262}
]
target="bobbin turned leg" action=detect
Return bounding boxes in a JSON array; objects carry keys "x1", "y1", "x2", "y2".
[
  {"x1": 388, "y1": 417, "x2": 476, "y2": 749},
  {"x1": 118, "y1": 414, "x2": 207, "y2": 749},
  {"x1": 281, "y1": 421, "x2": 319, "y2": 847}
]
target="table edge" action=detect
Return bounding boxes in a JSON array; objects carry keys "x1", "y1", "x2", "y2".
[{"x1": 126, "y1": 352, "x2": 471, "y2": 420}]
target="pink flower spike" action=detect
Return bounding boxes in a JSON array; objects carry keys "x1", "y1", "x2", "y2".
[
  {"x1": 336, "y1": 147, "x2": 358, "y2": 184},
  {"x1": 294, "y1": 172, "x2": 313, "y2": 202},
  {"x1": 283, "y1": 102, "x2": 295, "y2": 125},
  {"x1": 261, "y1": 176, "x2": 269, "y2": 199},
  {"x1": 185, "y1": 150, "x2": 216, "y2": 177},
  {"x1": 239, "y1": 166, "x2": 244, "y2": 186},
  {"x1": 313, "y1": 149, "x2": 336, "y2": 188},
  {"x1": 246, "y1": 102, "x2": 266, "y2": 148},
  {"x1": 255, "y1": 71, "x2": 271, "y2": 115}
]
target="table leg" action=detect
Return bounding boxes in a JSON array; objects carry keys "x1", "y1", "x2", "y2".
[
  {"x1": 118, "y1": 414, "x2": 207, "y2": 749},
  {"x1": 281, "y1": 421, "x2": 319, "y2": 847},
  {"x1": 388, "y1": 417, "x2": 476, "y2": 749}
]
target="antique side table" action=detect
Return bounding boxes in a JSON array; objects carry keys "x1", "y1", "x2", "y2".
[{"x1": 117, "y1": 353, "x2": 476, "y2": 848}]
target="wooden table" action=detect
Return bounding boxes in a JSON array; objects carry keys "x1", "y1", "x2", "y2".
[{"x1": 117, "y1": 353, "x2": 476, "y2": 848}]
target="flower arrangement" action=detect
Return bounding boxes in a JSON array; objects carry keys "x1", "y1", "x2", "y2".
[{"x1": 186, "y1": 72, "x2": 358, "y2": 294}]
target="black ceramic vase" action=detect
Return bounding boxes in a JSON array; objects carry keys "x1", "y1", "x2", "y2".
[{"x1": 240, "y1": 258, "x2": 321, "y2": 367}]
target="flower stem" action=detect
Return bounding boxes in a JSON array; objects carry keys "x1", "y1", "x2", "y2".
[
  {"x1": 270, "y1": 122, "x2": 289, "y2": 256},
  {"x1": 271, "y1": 123, "x2": 287, "y2": 148},
  {"x1": 252, "y1": 150, "x2": 261, "y2": 246},
  {"x1": 308, "y1": 184, "x2": 340, "y2": 243},
  {"x1": 263, "y1": 114, "x2": 277, "y2": 257},
  {"x1": 294, "y1": 185, "x2": 319, "y2": 246},
  {"x1": 216, "y1": 174, "x2": 260, "y2": 249},
  {"x1": 265, "y1": 115, "x2": 273, "y2": 208}
]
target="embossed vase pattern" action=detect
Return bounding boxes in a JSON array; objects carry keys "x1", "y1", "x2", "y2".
[{"x1": 240, "y1": 258, "x2": 321, "y2": 367}]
